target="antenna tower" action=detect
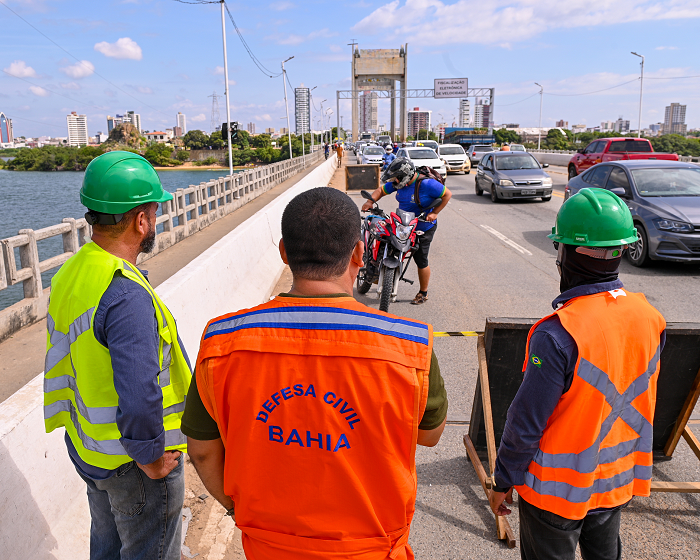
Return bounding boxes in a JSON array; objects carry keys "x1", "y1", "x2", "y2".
[{"x1": 208, "y1": 91, "x2": 222, "y2": 133}]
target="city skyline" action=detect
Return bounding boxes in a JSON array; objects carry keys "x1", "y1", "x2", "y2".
[{"x1": 1, "y1": 1, "x2": 699, "y2": 139}]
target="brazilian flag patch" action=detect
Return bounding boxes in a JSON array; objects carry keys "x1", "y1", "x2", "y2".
[{"x1": 531, "y1": 356, "x2": 543, "y2": 368}]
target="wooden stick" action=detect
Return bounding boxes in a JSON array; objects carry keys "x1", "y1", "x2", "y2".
[
  {"x1": 477, "y1": 335, "x2": 498, "y2": 475},
  {"x1": 650, "y1": 481, "x2": 700, "y2": 493},
  {"x1": 463, "y1": 434, "x2": 517, "y2": 548},
  {"x1": 664, "y1": 366, "x2": 700, "y2": 457},
  {"x1": 682, "y1": 426, "x2": 700, "y2": 462}
]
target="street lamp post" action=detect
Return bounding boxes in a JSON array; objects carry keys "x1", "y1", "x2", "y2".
[
  {"x1": 281, "y1": 56, "x2": 294, "y2": 161},
  {"x1": 632, "y1": 52, "x2": 644, "y2": 138},
  {"x1": 535, "y1": 82, "x2": 543, "y2": 150},
  {"x1": 309, "y1": 86, "x2": 317, "y2": 154},
  {"x1": 219, "y1": 0, "x2": 233, "y2": 178}
]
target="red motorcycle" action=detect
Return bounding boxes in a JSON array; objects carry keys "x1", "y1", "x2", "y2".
[{"x1": 357, "y1": 190, "x2": 441, "y2": 312}]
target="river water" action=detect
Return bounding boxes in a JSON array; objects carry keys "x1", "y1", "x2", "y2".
[{"x1": 0, "y1": 168, "x2": 234, "y2": 310}]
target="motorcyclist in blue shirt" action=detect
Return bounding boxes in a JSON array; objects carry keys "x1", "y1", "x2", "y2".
[
  {"x1": 382, "y1": 146, "x2": 396, "y2": 171},
  {"x1": 361, "y1": 158, "x2": 452, "y2": 305}
]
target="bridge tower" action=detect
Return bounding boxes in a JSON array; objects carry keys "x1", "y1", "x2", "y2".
[{"x1": 208, "y1": 91, "x2": 222, "y2": 134}]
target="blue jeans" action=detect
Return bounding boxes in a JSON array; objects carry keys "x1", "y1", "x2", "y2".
[{"x1": 76, "y1": 456, "x2": 184, "y2": 560}]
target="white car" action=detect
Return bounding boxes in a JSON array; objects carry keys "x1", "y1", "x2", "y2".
[
  {"x1": 414, "y1": 140, "x2": 439, "y2": 152},
  {"x1": 396, "y1": 147, "x2": 447, "y2": 179},
  {"x1": 510, "y1": 144, "x2": 527, "y2": 152},
  {"x1": 437, "y1": 144, "x2": 471, "y2": 174},
  {"x1": 358, "y1": 145, "x2": 385, "y2": 165}
]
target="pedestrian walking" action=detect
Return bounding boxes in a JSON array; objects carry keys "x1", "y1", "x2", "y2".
[
  {"x1": 324, "y1": 142, "x2": 330, "y2": 160},
  {"x1": 182, "y1": 187, "x2": 447, "y2": 559},
  {"x1": 490, "y1": 188, "x2": 666, "y2": 560},
  {"x1": 336, "y1": 142, "x2": 343, "y2": 167},
  {"x1": 44, "y1": 151, "x2": 192, "y2": 560}
]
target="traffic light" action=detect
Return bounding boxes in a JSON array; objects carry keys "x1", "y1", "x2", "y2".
[{"x1": 221, "y1": 121, "x2": 238, "y2": 142}]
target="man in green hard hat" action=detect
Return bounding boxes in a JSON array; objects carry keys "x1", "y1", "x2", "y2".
[
  {"x1": 44, "y1": 151, "x2": 192, "y2": 559},
  {"x1": 489, "y1": 188, "x2": 666, "y2": 559}
]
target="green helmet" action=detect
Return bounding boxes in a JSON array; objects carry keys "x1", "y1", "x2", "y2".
[
  {"x1": 80, "y1": 151, "x2": 173, "y2": 215},
  {"x1": 548, "y1": 187, "x2": 637, "y2": 247}
]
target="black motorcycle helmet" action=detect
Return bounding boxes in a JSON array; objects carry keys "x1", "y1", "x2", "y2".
[{"x1": 380, "y1": 157, "x2": 416, "y2": 189}]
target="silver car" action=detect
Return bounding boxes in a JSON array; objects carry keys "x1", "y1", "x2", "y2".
[
  {"x1": 467, "y1": 144, "x2": 495, "y2": 166},
  {"x1": 476, "y1": 152, "x2": 552, "y2": 202}
]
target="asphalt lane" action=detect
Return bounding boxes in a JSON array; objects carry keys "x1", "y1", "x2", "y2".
[{"x1": 346, "y1": 163, "x2": 700, "y2": 559}]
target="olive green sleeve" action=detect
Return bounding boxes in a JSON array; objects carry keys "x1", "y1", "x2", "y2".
[
  {"x1": 418, "y1": 349, "x2": 449, "y2": 430},
  {"x1": 180, "y1": 369, "x2": 221, "y2": 441}
]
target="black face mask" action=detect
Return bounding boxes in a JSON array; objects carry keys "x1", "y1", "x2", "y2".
[{"x1": 557, "y1": 243, "x2": 622, "y2": 293}]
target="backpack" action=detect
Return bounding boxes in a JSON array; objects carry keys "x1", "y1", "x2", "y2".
[{"x1": 414, "y1": 166, "x2": 445, "y2": 210}]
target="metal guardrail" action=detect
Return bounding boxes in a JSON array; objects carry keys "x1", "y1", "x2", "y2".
[{"x1": 0, "y1": 150, "x2": 326, "y2": 343}]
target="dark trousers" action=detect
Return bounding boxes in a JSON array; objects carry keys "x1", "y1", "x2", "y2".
[{"x1": 518, "y1": 497, "x2": 622, "y2": 560}]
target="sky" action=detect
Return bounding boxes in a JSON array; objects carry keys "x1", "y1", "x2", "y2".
[{"x1": 1, "y1": 0, "x2": 699, "y2": 139}]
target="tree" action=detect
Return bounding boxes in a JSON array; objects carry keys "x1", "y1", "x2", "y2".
[
  {"x1": 175, "y1": 150, "x2": 190, "y2": 162},
  {"x1": 182, "y1": 130, "x2": 209, "y2": 150},
  {"x1": 208, "y1": 130, "x2": 224, "y2": 150},
  {"x1": 543, "y1": 128, "x2": 568, "y2": 150},
  {"x1": 251, "y1": 134, "x2": 272, "y2": 149},
  {"x1": 495, "y1": 128, "x2": 521, "y2": 145},
  {"x1": 144, "y1": 144, "x2": 181, "y2": 167}
]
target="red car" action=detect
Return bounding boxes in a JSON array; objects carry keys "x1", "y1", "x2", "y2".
[{"x1": 568, "y1": 138, "x2": 678, "y2": 180}]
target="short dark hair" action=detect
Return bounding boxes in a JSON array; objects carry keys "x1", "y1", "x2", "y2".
[
  {"x1": 281, "y1": 187, "x2": 360, "y2": 280},
  {"x1": 92, "y1": 202, "x2": 153, "y2": 238}
]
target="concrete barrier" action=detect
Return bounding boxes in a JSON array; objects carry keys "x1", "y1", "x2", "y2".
[
  {"x1": 0, "y1": 155, "x2": 338, "y2": 558},
  {"x1": 529, "y1": 151, "x2": 573, "y2": 167}
]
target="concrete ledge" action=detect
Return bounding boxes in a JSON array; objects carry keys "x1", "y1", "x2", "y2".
[
  {"x1": 530, "y1": 151, "x2": 573, "y2": 167},
  {"x1": 0, "y1": 155, "x2": 338, "y2": 558}
]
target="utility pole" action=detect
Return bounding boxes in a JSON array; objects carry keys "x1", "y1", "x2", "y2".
[
  {"x1": 632, "y1": 52, "x2": 644, "y2": 138},
  {"x1": 309, "y1": 86, "x2": 317, "y2": 154},
  {"x1": 220, "y1": 1, "x2": 233, "y2": 177},
  {"x1": 282, "y1": 56, "x2": 294, "y2": 160},
  {"x1": 535, "y1": 82, "x2": 543, "y2": 150}
]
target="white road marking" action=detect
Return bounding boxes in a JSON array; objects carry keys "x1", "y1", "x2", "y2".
[{"x1": 480, "y1": 224, "x2": 533, "y2": 256}]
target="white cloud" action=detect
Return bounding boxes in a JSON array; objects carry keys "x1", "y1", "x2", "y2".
[
  {"x1": 352, "y1": 0, "x2": 700, "y2": 46},
  {"x1": 329, "y1": 44, "x2": 343, "y2": 53},
  {"x1": 656, "y1": 46, "x2": 679, "y2": 50},
  {"x1": 94, "y1": 37, "x2": 143, "y2": 60},
  {"x1": 29, "y1": 86, "x2": 49, "y2": 97},
  {"x1": 191, "y1": 114, "x2": 206, "y2": 122},
  {"x1": 271, "y1": 1, "x2": 294, "y2": 10},
  {"x1": 213, "y1": 66, "x2": 225, "y2": 75},
  {"x1": 269, "y1": 28, "x2": 336, "y2": 45},
  {"x1": 129, "y1": 85, "x2": 153, "y2": 94},
  {"x1": 60, "y1": 82, "x2": 81, "y2": 90},
  {"x1": 254, "y1": 114, "x2": 273, "y2": 122},
  {"x1": 60, "y1": 60, "x2": 95, "y2": 79},
  {"x1": 4, "y1": 60, "x2": 36, "y2": 78}
]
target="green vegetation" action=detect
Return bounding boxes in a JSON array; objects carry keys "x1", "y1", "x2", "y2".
[
  {"x1": 143, "y1": 144, "x2": 183, "y2": 167},
  {"x1": 415, "y1": 129, "x2": 439, "y2": 141},
  {"x1": 193, "y1": 156, "x2": 219, "y2": 166},
  {"x1": 494, "y1": 128, "x2": 521, "y2": 145},
  {"x1": 3, "y1": 145, "x2": 105, "y2": 171}
]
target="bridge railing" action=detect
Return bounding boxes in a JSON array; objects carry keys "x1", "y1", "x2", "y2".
[{"x1": 0, "y1": 150, "x2": 327, "y2": 343}]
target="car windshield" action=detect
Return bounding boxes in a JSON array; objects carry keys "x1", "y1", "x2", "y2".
[
  {"x1": 510, "y1": 145, "x2": 526, "y2": 151},
  {"x1": 474, "y1": 146, "x2": 493, "y2": 152},
  {"x1": 440, "y1": 147, "x2": 464, "y2": 155},
  {"x1": 495, "y1": 155, "x2": 540, "y2": 170},
  {"x1": 364, "y1": 147, "x2": 384, "y2": 155},
  {"x1": 409, "y1": 149, "x2": 439, "y2": 160},
  {"x1": 631, "y1": 167, "x2": 700, "y2": 197},
  {"x1": 608, "y1": 140, "x2": 652, "y2": 153}
]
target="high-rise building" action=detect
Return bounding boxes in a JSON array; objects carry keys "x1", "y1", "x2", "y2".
[
  {"x1": 177, "y1": 112, "x2": 186, "y2": 135},
  {"x1": 459, "y1": 99, "x2": 470, "y2": 127},
  {"x1": 280, "y1": 127, "x2": 289, "y2": 135},
  {"x1": 556, "y1": 120, "x2": 569, "y2": 128},
  {"x1": 663, "y1": 103, "x2": 687, "y2": 135},
  {"x1": 247, "y1": 122, "x2": 256, "y2": 134},
  {"x1": 473, "y1": 100, "x2": 490, "y2": 129},
  {"x1": 173, "y1": 126, "x2": 183, "y2": 138},
  {"x1": 407, "y1": 107, "x2": 431, "y2": 138},
  {"x1": 614, "y1": 117, "x2": 630, "y2": 134},
  {"x1": 265, "y1": 127, "x2": 275, "y2": 134},
  {"x1": 649, "y1": 123, "x2": 662, "y2": 134},
  {"x1": 359, "y1": 91, "x2": 378, "y2": 132},
  {"x1": 294, "y1": 86, "x2": 310, "y2": 135},
  {"x1": 600, "y1": 121, "x2": 615, "y2": 132},
  {"x1": 126, "y1": 111, "x2": 142, "y2": 133},
  {"x1": 0, "y1": 112, "x2": 13, "y2": 143},
  {"x1": 66, "y1": 112, "x2": 88, "y2": 146}
]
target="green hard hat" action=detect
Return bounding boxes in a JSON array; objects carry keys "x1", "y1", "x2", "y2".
[
  {"x1": 548, "y1": 188, "x2": 638, "y2": 247},
  {"x1": 80, "y1": 151, "x2": 173, "y2": 214}
]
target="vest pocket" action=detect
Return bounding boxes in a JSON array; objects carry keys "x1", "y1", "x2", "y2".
[{"x1": 105, "y1": 461, "x2": 146, "y2": 517}]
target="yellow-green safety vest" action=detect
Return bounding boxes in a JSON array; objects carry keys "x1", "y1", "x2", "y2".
[{"x1": 44, "y1": 242, "x2": 191, "y2": 470}]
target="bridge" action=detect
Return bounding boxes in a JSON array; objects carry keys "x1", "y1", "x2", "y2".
[{"x1": 1, "y1": 151, "x2": 699, "y2": 559}]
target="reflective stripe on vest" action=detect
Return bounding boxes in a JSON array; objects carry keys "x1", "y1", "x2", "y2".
[
  {"x1": 44, "y1": 242, "x2": 191, "y2": 469},
  {"x1": 515, "y1": 289, "x2": 665, "y2": 519},
  {"x1": 196, "y1": 296, "x2": 432, "y2": 560}
]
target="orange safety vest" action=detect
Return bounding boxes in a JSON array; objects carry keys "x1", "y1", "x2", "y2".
[
  {"x1": 515, "y1": 288, "x2": 666, "y2": 520},
  {"x1": 196, "y1": 296, "x2": 433, "y2": 560}
]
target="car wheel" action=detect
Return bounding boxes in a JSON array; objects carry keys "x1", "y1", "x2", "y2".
[
  {"x1": 627, "y1": 224, "x2": 651, "y2": 267},
  {"x1": 568, "y1": 165, "x2": 577, "y2": 180},
  {"x1": 490, "y1": 184, "x2": 500, "y2": 203},
  {"x1": 475, "y1": 180, "x2": 483, "y2": 196}
]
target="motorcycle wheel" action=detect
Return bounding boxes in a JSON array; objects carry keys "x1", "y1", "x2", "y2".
[
  {"x1": 356, "y1": 266, "x2": 372, "y2": 294},
  {"x1": 379, "y1": 267, "x2": 395, "y2": 312}
]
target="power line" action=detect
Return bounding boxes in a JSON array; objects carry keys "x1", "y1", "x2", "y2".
[
  {"x1": 2, "y1": 69, "x2": 107, "y2": 111},
  {"x1": 0, "y1": 0, "x2": 173, "y2": 119},
  {"x1": 224, "y1": 2, "x2": 283, "y2": 78},
  {"x1": 498, "y1": 92, "x2": 540, "y2": 107},
  {"x1": 645, "y1": 74, "x2": 700, "y2": 80},
  {"x1": 4, "y1": 115, "x2": 66, "y2": 131},
  {"x1": 545, "y1": 78, "x2": 640, "y2": 97}
]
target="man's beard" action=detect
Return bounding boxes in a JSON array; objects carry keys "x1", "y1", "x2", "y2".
[{"x1": 139, "y1": 217, "x2": 156, "y2": 254}]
